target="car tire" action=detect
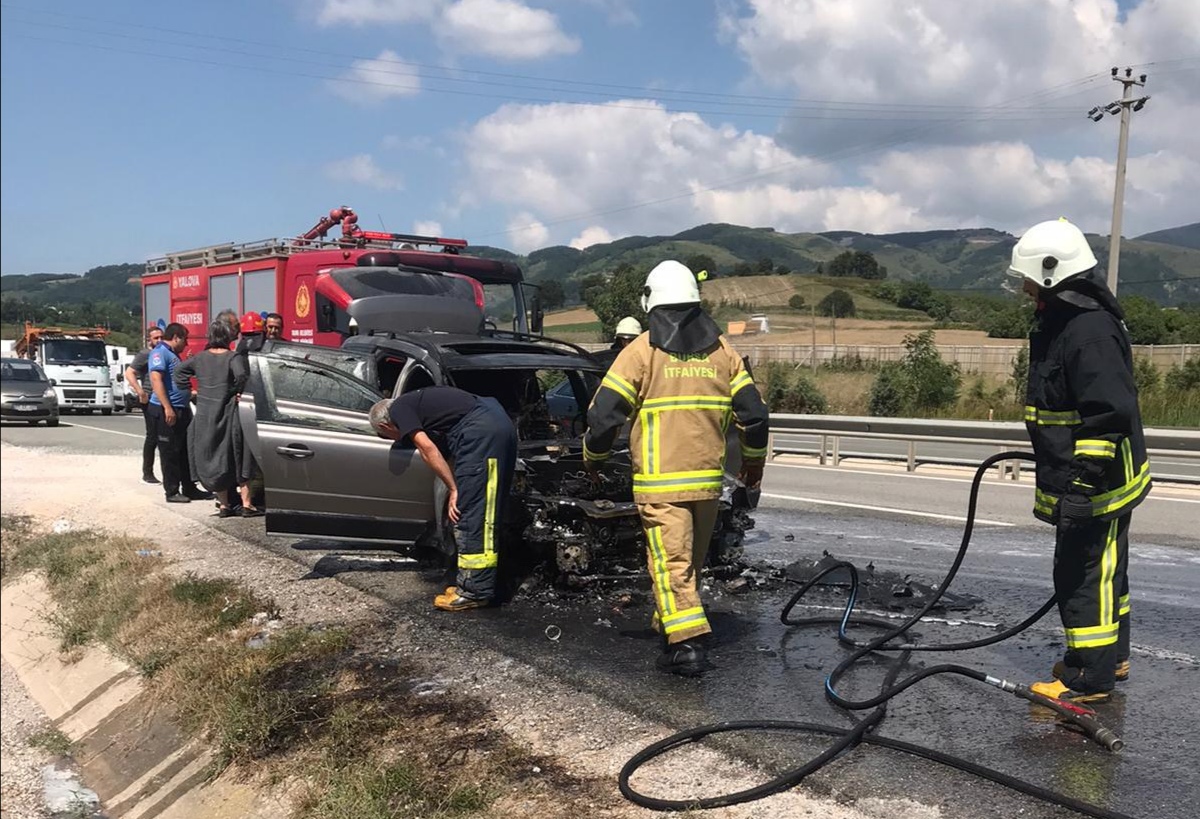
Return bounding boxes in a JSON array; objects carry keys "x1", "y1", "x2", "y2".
[
  {"x1": 101, "y1": 408, "x2": 113, "y2": 416},
  {"x1": 27, "y1": 420, "x2": 39, "y2": 426},
  {"x1": 47, "y1": 418, "x2": 60, "y2": 427}
]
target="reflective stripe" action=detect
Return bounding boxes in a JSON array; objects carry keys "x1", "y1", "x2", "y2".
[
  {"x1": 1122, "y1": 438, "x2": 1134, "y2": 483},
  {"x1": 741, "y1": 444, "x2": 768, "y2": 459},
  {"x1": 634, "y1": 470, "x2": 724, "y2": 494},
  {"x1": 730, "y1": 371, "x2": 755, "y2": 396},
  {"x1": 1065, "y1": 623, "x2": 1119, "y2": 648},
  {"x1": 641, "y1": 410, "x2": 659, "y2": 474},
  {"x1": 1100, "y1": 519, "x2": 1117, "y2": 630},
  {"x1": 1034, "y1": 488, "x2": 1058, "y2": 517},
  {"x1": 662, "y1": 606, "x2": 709, "y2": 635},
  {"x1": 582, "y1": 439, "x2": 610, "y2": 461},
  {"x1": 458, "y1": 457, "x2": 500, "y2": 571},
  {"x1": 1119, "y1": 593, "x2": 1131, "y2": 617},
  {"x1": 1074, "y1": 439, "x2": 1116, "y2": 459},
  {"x1": 646, "y1": 526, "x2": 675, "y2": 616},
  {"x1": 1090, "y1": 462, "x2": 1151, "y2": 516},
  {"x1": 602, "y1": 372, "x2": 638, "y2": 405},
  {"x1": 1025, "y1": 405, "x2": 1082, "y2": 426},
  {"x1": 641, "y1": 396, "x2": 732, "y2": 411}
]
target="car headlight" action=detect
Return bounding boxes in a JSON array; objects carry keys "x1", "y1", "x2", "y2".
[{"x1": 43, "y1": 388, "x2": 57, "y2": 400}]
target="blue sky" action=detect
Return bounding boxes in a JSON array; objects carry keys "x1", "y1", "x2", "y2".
[{"x1": 2, "y1": 0, "x2": 1197, "y2": 274}]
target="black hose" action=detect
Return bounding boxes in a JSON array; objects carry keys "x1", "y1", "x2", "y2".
[{"x1": 619, "y1": 452, "x2": 1132, "y2": 819}]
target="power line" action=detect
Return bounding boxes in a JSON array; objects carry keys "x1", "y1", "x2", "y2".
[{"x1": 0, "y1": 4, "x2": 1110, "y2": 114}]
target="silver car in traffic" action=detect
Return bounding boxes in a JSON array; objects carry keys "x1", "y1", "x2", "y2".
[{"x1": 1, "y1": 357, "x2": 60, "y2": 426}]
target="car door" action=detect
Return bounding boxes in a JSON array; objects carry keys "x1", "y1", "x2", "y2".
[{"x1": 247, "y1": 354, "x2": 436, "y2": 545}]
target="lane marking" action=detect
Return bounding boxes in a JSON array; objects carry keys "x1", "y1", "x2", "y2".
[
  {"x1": 759, "y1": 492, "x2": 1015, "y2": 527},
  {"x1": 64, "y1": 421, "x2": 144, "y2": 440},
  {"x1": 766, "y1": 460, "x2": 1200, "y2": 503}
]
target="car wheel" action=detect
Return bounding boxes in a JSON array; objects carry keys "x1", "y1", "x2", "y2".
[
  {"x1": 27, "y1": 420, "x2": 39, "y2": 426},
  {"x1": 101, "y1": 408, "x2": 113, "y2": 416},
  {"x1": 47, "y1": 418, "x2": 60, "y2": 427}
]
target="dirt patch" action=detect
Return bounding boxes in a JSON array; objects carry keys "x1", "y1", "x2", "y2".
[{"x1": 544, "y1": 307, "x2": 599, "y2": 327}]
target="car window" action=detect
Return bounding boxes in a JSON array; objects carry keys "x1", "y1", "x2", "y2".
[
  {"x1": 264, "y1": 342, "x2": 377, "y2": 385},
  {"x1": 2, "y1": 360, "x2": 46, "y2": 382},
  {"x1": 258, "y1": 357, "x2": 382, "y2": 435}
]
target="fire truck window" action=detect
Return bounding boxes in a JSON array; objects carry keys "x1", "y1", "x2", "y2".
[
  {"x1": 210, "y1": 275, "x2": 239, "y2": 318},
  {"x1": 242, "y1": 269, "x2": 276, "y2": 315},
  {"x1": 144, "y1": 282, "x2": 170, "y2": 328}
]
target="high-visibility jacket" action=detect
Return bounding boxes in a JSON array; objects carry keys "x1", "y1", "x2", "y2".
[
  {"x1": 583, "y1": 333, "x2": 770, "y2": 504},
  {"x1": 1026, "y1": 296, "x2": 1150, "y2": 524}
]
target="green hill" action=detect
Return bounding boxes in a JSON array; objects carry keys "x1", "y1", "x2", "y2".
[
  {"x1": 1136, "y1": 222, "x2": 1200, "y2": 250},
  {"x1": 469, "y1": 223, "x2": 1200, "y2": 306}
]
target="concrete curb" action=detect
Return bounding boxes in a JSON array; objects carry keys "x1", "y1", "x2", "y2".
[{"x1": 1, "y1": 574, "x2": 291, "y2": 819}]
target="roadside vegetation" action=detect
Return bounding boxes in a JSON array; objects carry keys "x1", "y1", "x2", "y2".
[
  {"x1": 753, "y1": 331, "x2": 1200, "y2": 427},
  {"x1": 0, "y1": 516, "x2": 615, "y2": 819}
]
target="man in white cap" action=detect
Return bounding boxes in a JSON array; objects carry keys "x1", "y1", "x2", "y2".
[
  {"x1": 1009, "y1": 218, "x2": 1149, "y2": 704},
  {"x1": 583, "y1": 260, "x2": 769, "y2": 676}
]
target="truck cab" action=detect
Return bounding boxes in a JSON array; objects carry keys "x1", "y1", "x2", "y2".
[{"x1": 14, "y1": 324, "x2": 114, "y2": 414}]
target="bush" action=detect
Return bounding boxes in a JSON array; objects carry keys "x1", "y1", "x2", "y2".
[
  {"x1": 867, "y1": 331, "x2": 961, "y2": 416},
  {"x1": 1133, "y1": 357, "x2": 1161, "y2": 394},
  {"x1": 759, "y1": 362, "x2": 828, "y2": 414},
  {"x1": 1010, "y1": 345, "x2": 1029, "y2": 404},
  {"x1": 818, "y1": 289, "x2": 856, "y2": 318},
  {"x1": 1165, "y1": 357, "x2": 1200, "y2": 392},
  {"x1": 788, "y1": 294, "x2": 806, "y2": 310}
]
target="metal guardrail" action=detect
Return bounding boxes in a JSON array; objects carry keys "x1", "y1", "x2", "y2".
[{"x1": 766, "y1": 414, "x2": 1200, "y2": 483}]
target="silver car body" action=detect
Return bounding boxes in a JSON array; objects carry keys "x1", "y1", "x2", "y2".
[{"x1": 1, "y1": 358, "x2": 59, "y2": 425}]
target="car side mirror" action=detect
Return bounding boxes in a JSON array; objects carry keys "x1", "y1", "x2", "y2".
[{"x1": 529, "y1": 288, "x2": 544, "y2": 335}]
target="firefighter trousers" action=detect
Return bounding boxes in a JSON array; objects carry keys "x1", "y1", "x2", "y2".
[
  {"x1": 446, "y1": 398, "x2": 517, "y2": 601},
  {"x1": 1054, "y1": 513, "x2": 1131, "y2": 690},
  {"x1": 639, "y1": 499, "x2": 719, "y2": 645}
]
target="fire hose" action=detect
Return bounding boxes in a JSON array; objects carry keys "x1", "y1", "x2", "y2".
[{"x1": 619, "y1": 452, "x2": 1133, "y2": 819}]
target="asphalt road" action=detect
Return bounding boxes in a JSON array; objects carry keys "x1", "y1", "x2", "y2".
[{"x1": 5, "y1": 413, "x2": 1200, "y2": 818}]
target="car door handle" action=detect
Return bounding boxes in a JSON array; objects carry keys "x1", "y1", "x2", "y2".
[{"x1": 276, "y1": 444, "x2": 314, "y2": 460}]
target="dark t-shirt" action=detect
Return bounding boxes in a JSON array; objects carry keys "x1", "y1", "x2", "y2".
[
  {"x1": 129, "y1": 349, "x2": 152, "y2": 391},
  {"x1": 388, "y1": 386, "x2": 479, "y2": 447}
]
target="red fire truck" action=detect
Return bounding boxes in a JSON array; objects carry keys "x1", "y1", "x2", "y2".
[{"x1": 141, "y1": 207, "x2": 541, "y2": 357}]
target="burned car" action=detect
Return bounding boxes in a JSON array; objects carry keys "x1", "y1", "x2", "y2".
[{"x1": 238, "y1": 332, "x2": 754, "y2": 580}]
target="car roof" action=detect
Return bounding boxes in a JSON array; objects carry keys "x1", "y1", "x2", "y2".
[{"x1": 344, "y1": 332, "x2": 603, "y2": 372}]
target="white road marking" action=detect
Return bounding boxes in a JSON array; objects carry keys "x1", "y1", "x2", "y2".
[
  {"x1": 65, "y1": 421, "x2": 144, "y2": 440},
  {"x1": 759, "y1": 492, "x2": 1015, "y2": 527},
  {"x1": 766, "y1": 460, "x2": 1200, "y2": 503}
]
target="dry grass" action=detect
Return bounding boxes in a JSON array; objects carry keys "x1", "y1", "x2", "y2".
[{"x1": 0, "y1": 516, "x2": 624, "y2": 819}]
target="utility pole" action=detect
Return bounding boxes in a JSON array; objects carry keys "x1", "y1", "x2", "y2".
[{"x1": 1088, "y1": 67, "x2": 1150, "y2": 294}]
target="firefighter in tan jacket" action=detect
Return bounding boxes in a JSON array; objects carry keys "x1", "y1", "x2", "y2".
[{"x1": 583, "y1": 260, "x2": 770, "y2": 676}]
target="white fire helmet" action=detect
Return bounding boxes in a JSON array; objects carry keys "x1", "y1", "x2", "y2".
[
  {"x1": 614, "y1": 316, "x2": 643, "y2": 338},
  {"x1": 641, "y1": 260, "x2": 701, "y2": 313},
  {"x1": 1008, "y1": 218, "x2": 1098, "y2": 290}
]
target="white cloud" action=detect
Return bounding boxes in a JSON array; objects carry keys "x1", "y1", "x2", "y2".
[
  {"x1": 569, "y1": 225, "x2": 613, "y2": 248},
  {"x1": 316, "y1": 0, "x2": 443, "y2": 26},
  {"x1": 507, "y1": 212, "x2": 551, "y2": 252},
  {"x1": 413, "y1": 220, "x2": 444, "y2": 236},
  {"x1": 440, "y1": 0, "x2": 580, "y2": 60},
  {"x1": 330, "y1": 49, "x2": 420, "y2": 104},
  {"x1": 324, "y1": 154, "x2": 404, "y2": 190}
]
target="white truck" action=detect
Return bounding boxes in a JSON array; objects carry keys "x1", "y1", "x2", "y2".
[{"x1": 14, "y1": 324, "x2": 115, "y2": 414}]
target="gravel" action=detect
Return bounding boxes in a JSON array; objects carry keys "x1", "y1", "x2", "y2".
[{"x1": 1, "y1": 657, "x2": 50, "y2": 819}]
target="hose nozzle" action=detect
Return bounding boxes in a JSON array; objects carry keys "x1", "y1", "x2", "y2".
[{"x1": 1009, "y1": 683, "x2": 1124, "y2": 753}]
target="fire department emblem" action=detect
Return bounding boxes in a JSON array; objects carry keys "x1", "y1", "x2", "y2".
[{"x1": 295, "y1": 284, "x2": 311, "y2": 318}]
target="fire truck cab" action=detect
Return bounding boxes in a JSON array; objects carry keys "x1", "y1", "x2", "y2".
[{"x1": 142, "y1": 207, "x2": 543, "y2": 357}]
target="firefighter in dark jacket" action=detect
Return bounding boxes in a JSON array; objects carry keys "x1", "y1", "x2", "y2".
[
  {"x1": 583, "y1": 260, "x2": 770, "y2": 676},
  {"x1": 1010, "y1": 218, "x2": 1150, "y2": 703}
]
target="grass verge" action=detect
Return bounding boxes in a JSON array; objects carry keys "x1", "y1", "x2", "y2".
[{"x1": 0, "y1": 515, "x2": 616, "y2": 819}]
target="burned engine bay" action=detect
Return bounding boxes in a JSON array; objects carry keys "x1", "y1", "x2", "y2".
[{"x1": 512, "y1": 446, "x2": 755, "y2": 581}]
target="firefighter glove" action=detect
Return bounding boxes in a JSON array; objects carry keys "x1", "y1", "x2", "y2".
[
  {"x1": 739, "y1": 460, "x2": 764, "y2": 489},
  {"x1": 1058, "y1": 492, "x2": 1093, "y2": 524}
]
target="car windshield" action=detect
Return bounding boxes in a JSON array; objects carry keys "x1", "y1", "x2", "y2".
[
  {"x1": 1, "y1": 360, "x2": 47, "y2": 381},
  {"x1": 41, "y1": 339, "x2": 107, "y2": 366},
  {"x1": 448, "y1": 366, "x2": 600, "y2": 440}
]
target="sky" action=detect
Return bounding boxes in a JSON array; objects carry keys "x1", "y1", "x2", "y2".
[{"x1": 1, "y1": 0, "x2": 1198, "y2": 274}]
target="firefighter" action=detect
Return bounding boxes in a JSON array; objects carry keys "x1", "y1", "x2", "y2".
[
  {"x1": 613, "y1": 316, "x2": 643, "y2": 350},
  {"x1": 1010, "y1": 218, "x2": 1150, "y2": 703},
  {"x1": 369, "y1": 387, "x2": 518, "y2": 611},
  {"x1": 583, "y1": 260, "x2": 770, "y2": 676}
]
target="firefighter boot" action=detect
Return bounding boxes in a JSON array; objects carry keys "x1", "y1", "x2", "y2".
[
  {"x1": 656, "y1": 639, "x2": 709, "y2": 678},
  {"x1": 433, "y1": 587, "x2": 488, "y2": 612},
  {"x1": 1033, "y1": 664, "x2": 1112, "y2": 704},
  {"x1": 1054, "y1": 659, "x2": 1130, "y2": 684}
]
